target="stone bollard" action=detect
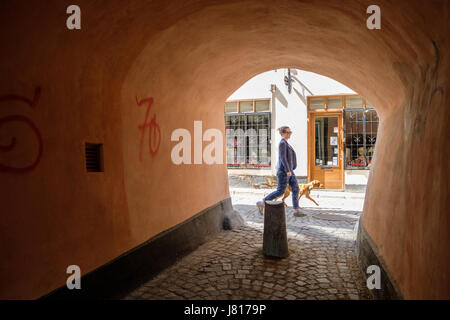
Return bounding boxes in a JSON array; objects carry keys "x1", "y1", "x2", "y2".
[{"x1": 262, "y1": 200, "x2": 289, "y2": 258}]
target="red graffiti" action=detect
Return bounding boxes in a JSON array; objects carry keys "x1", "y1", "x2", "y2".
[
  {"x1": 136, "y1": 96, "x2": 160, "y2": 161},
  {"x1": 0, "y1": 87, "x2": 43, "y2": 173}
]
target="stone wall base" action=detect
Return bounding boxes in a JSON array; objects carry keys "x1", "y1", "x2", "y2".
[
  {"x1": 42, "y1": 197, "x2": 244, "y2": 299},
  {"x1": 356, "y1": 221, "x2": 403, "y2": 299}
]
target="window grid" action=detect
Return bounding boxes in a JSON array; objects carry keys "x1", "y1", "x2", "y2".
[
  {"x1": 225, "y1": 112, "x2": 271, "y2": 169},
  {"x1": 344, "y1": 109, "x2": 378, "y2": 169}
]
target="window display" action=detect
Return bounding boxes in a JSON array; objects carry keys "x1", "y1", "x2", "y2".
[
  {"x1": 344, "y1": 108, "x2": 378, "y2": 169},
  {"x1": 225, "y1": 112, "x2": 271, "y2": 169}
]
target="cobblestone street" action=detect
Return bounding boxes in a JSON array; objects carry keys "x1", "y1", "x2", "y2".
[{"x1": 123, "y1": 189, "x2": 372, "y2": 300}]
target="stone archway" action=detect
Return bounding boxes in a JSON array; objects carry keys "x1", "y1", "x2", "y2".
[{"x1": 0, "y1": 0, "x2": 448, "y2": 299}]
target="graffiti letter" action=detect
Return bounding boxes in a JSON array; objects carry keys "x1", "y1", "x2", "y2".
[
  {"x1": 171, "y1": 128, "x2": 191, "y2": 165},
  {"x1": 366, "y1": 265, "x2": 381, "y2": 289},
  {"x1": 366, "y1": 5, "x2": 381, "y2": 29},
  {"x1": 0, "y1": 87, "x2": 43, "y2": 173},
  {"x1": 66, "y1": 5, "x2": 81, "y2": 30},
  {"x1": 203, "y1": 128, "x2": 223, "y2": 165},
  {"x1": 136, "y1": 97, "x2": 160, "y2": 161},
  {"x1": 66, "y1": 265, "x2": 81, "y2": 290}
]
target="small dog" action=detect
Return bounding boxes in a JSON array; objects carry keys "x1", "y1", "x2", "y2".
[{"x1": 274, "y1": 180, "x2": 323, "y2": 206}]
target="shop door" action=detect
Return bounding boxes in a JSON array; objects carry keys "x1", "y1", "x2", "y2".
[{"x1": 308, "y1": 113, "x2": 344, "y2": 189}]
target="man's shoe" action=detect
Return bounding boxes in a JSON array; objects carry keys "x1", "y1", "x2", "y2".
[
  {"x1": 256, "y1": 201, "x2": 265, "y2": 215},
  {"x1": 294, "y1": 208, "x2": 307, "y2": 217}
]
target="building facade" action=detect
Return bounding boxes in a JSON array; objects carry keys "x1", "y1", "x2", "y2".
[{"x1": 225, "y1": 69, "x2": 378, "y2": 189}]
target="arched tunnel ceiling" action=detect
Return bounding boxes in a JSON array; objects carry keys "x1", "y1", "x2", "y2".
[
  {"x1": 0, "y1": 0, "x2": 442, "y2": 116},
  {"x1": 119, "y1": 0, "x2": 443, "y2": 119}
]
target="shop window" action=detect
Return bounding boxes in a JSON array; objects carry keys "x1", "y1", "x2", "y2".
[
  {"x1": 344, "y1": 108, "x2": 378, "y2": 169},
  {"x1": 255, "y1": 100, "x2": 270, "y2": 112},
  {"x1": 310, "y1": 97, "x2": 325, "y2": 109},
  {"x1": 345, "y1": 96, "x2": 363, "y2": 108},
  {"x1": 240, "y1": 101, "x2": 254, "y2": 113},
  {"x1": 327, "y1": 97, "x2": 343, "y2": 109},
  {"x1": 225, "y1": 102, "x2": 238, "y2": 113},
  {"x1": 225, "y1": 111, "x2": 271, "y2": 169}
]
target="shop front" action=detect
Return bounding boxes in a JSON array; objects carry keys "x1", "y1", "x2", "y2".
[{"x1": 307, "y1": 94, "x2": 378, "y2": 189}]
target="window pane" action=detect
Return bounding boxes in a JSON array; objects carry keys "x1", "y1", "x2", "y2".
[
  {"x1": 246, "y1": 113, "x2": 271, "y2": 168},
  {"x1": 258, "y1": 114, "x2": 270, "y2": 167},
  {"x1": 310, "y1": 97, "x2": 325, "y2": 109},
  {"x1": 346, "y1": 96, "x2": 363, "y2": 108},
  {"x1": 240, "y1": 101, "x2": 253, "y2": 112},
  {"x1": 365, "y1": 110, "x2": 377, "y2": 168},
  {"x1": 315, "y1": 116, "x2": 339, "y2": 167},
  {"x1": 345, "y1": 110, "x2": 364, "y2": 168},
  {"x1": 328, "y1": 97, "x2": 343, "y2": 109},
  {"x1": 225, "y1": 102, "x2": 238, "y2": 113},
  {"x1": 255, "y1": 100, "x2": 270, "y2": 112},
  {"x1": 225, "y1": 115, "x2": 245, "y2": 167},
  {"x1": 246, "y1": 116, "x2": 258, "y2": 166}
]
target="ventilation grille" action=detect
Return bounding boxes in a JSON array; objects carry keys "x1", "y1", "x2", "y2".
[{"x1": 85, "y1": 143, "x2": 103, "y2": 172}]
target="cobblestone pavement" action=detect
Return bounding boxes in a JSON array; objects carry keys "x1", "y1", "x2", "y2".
[{"x1": 123, "y1": 191, "x2": 372, "y2": 300}]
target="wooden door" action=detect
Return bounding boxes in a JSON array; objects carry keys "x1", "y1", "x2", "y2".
[{"x1": 308, "y1": 112, "x2": 344, "y2": 189}]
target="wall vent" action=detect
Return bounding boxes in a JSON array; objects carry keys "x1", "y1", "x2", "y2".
[{"x1": 85, "y1": 143, "x2": 103, "y2": 172}]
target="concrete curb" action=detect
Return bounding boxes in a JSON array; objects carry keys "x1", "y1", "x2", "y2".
[{"x1": 229, "y1": 187, "x2": 366, "y2": 200}]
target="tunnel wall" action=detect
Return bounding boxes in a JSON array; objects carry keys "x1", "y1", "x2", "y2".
[
  {"x1": 0, "y1": 0, "x2": 448, "y2": 299},
  {"x1": 0, "y1": 0, "x2": 233, "y2": 299},
  {"x1": 361, "y1": 47, "x2": 450, "y2": 298}
]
